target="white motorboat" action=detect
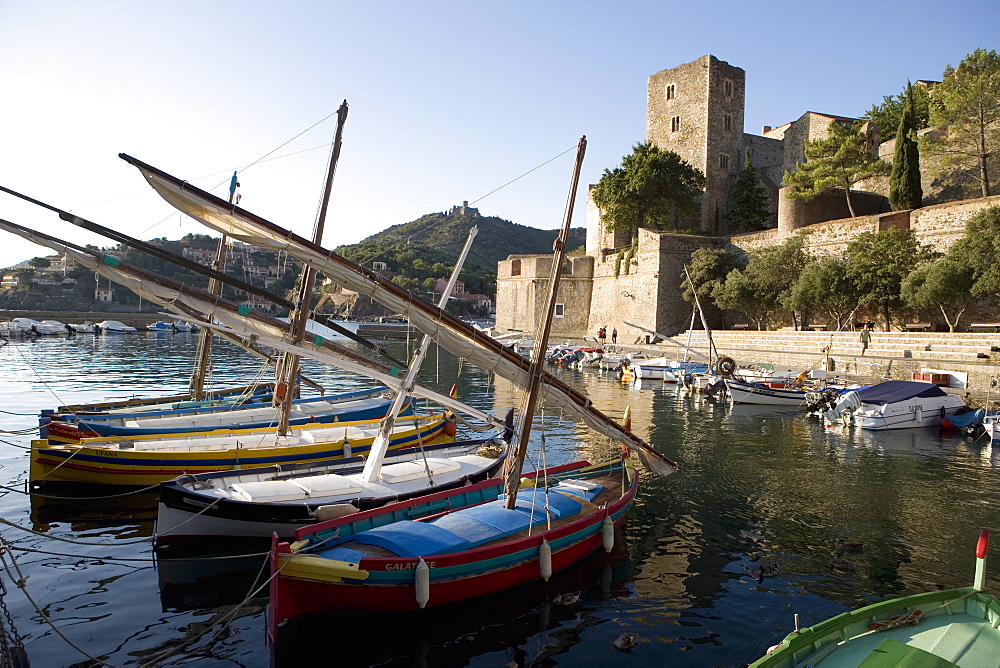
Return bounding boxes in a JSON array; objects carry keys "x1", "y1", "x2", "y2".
[
  {"x1": 97, "y1": 319, "x2": 138, "y2": 333},
  {"x1": 146, "y1": 320, "x2": 196, "y2": 332},
  {"x1": 0, "y1": 317, "x2": 65, "y2": 335},
  {"x1": 66, "y1": 321, "x2": 97, "y2": 334},
  {"x1": 630, "y1": 357, "x2": 678, "y2": 381},
  {"x1": 726, "y1": 378, "x2": 808, "y2": 406},
  {"x1": 823, "y1": 380, "x2": 967, "y2": 430}
]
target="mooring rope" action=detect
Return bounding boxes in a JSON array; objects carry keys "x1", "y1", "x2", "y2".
[
  {"x1": 0, "y1": 538, "x2": 116, "y2": 667},
  {"x1": 868, "y1": 589, "x2": 981, "y2": 632}
]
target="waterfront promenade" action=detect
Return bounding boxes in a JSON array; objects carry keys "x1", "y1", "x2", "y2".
[{"x1": 559, "y1": 328, "x2": 1000, "y2": 401}]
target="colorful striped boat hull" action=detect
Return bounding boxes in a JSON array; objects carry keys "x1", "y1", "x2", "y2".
[
  {"x1": 268, "y1": 460, "x2": 634, "y2": 636},
  {"x1": 29, "y1": 414, "x2": 451, "y2": 488}
]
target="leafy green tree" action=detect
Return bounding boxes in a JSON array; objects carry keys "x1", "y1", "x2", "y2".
[
  {"x1": 925, "y1": 48, "x2": 1000, "y2": 197},
  {"x1": 28, "y1": 257, "x2": 49, "y2": 268},
  {"x1": 680, "y1": 247, "x2": 744, "y2": 308},
  {"x1": 864, "y1": 83, "x2": 931, "y2": 142},
  {"x1": 714, "y1": 269, "x2": 766, "y2": 329},
  {"x1": 889, "y1": 82, "x2": 923, "y2": 210},
  {"x1": 901, "y1": 257, "x2": 975, "y2": 331},
  {"x1": 947, "y1": 205, "x2": 1000, "y2": 299},
  {"x1": 846, "y1": 228, "x2": 937, "y2": 330},
  {"x1": 785, "y1": 256, "x2": 861, "y2": 331},
  {"x1": 591, "y1": 141, "x2": 705, "y2": 234},
  {"x1": 728, "y1": 148, "x2": 771, "y2": 232},
  {"x1": 783, "y1": 121, "x2": 890, "y2": 217},
  {"x1": 714, "y1": 236, "x2": 808, "y2": 329}
]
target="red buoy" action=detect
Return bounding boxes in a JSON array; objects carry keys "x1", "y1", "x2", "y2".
[{"x1": 977, "y1": 529, "x2": 990, "y2": 559}]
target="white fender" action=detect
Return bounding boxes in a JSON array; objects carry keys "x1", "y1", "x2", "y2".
[
  {"x1": 602, "y1": 516, "x2": 615, "y2": 552},
  {"x1": 343, "y1": 439, "x2": 352, "y2": 458},
  {"x1": 415, "y1": 558, "x2": 430, "y2": 608},
  {"x1": 915, "y1": 406, "x2": 922, "y2": 423},
  {"x1": 539, "y1": 539, "x2": 552, "y2": 581}
]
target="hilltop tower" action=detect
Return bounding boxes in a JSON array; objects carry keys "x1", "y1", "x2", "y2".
[{"x1": 647, "y1": 55, "x2": 747, "y2": 232}]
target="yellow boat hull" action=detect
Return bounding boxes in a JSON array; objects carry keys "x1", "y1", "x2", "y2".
[{"x1": 29, "y1": 414, "x2": 453, "y2": 488}]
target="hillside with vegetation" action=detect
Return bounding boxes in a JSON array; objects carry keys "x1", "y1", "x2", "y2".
[
  {"x1": 332, "y1": 208, "x2": 585, "y2": 313},
  {"x1": 0, "y1": 209, "x2": 583, "y2": 317}
]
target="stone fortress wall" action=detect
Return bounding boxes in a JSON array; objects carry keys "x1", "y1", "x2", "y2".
[{"x1": 495, "y1": 55, "x2": 998, "y2": 340}]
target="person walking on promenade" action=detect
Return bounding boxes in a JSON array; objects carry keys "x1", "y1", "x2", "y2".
[
  {"x1": 859, "y1": 324, "x2": 871, "y2": 357},
  {"x1": 597, "y1": 327, "x2": 606, "y2": 346},
  {"x1": 612, "y1": 327, "x2": 618, "y2": 345}
]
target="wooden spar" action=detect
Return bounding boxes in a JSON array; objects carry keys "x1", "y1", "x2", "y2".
[
  {"x1": 360, "y1": 226, "x2": 479, "y2": 482},
  {"x1": 189, "y1": 231, "x2": 229, "y2": 400},
  {"x1": 684, "y1": 265, "x2": 718, "y2": 363},
  {"x1": 276, "y1": 100, "x2": 349, "y2": 435},
  {"x1": 503, "y1": 136, "x2": 586, "y2": 509},
  {"x1": 0, "y1": 182, "x2": 405, "y2": 368},
  {"x1": 190, "y1": 171, "x2": 240, "y2": 399}
]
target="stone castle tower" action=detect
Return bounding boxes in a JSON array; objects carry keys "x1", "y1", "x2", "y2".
[{"x1": 647, "y1": 55, "x2": 749, "y2": 231}]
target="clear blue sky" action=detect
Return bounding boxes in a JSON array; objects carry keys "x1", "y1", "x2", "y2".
[{"x1": 0, "y1": 0, "x2": 996, "y2": 270}]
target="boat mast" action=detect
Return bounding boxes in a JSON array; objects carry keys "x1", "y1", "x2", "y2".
[
  {"x1": 360, "y1": 226, "x2": 478, "y2": 482},
  {"x1": 275, "y1": 100, "x2": 349, "y2": 435},
  {"x1": 684, "y1": 265, "x2": 719, "y2": 363},
  {"x1": 503, "y1": 136, "x2": 586, "y2": 508},
  {"x1": 189, "y1": 177, "x2": 235, "y2": 400}
]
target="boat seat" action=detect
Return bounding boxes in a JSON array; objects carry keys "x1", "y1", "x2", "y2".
[
  {"x1": 427, "y1": 513, "x2": 508, "y2": 544},
  {"x1": 858, "y1": 638, "x2": 957, "y2": 667},
  {"x1": 231, "y1": 474, "x2": 362, "y2": 502},
  {"x1": 457, "y1": 500, "x2": 549, "y2": 533},
  {"x1": 378, "y1": 457, "x2": 462, "y2": 484},
  {"x1": 550, "y1": 480, "x2": 604, "y2": 502},
  {"x1": 350, "y1": 520, "x2": 472, "y2": 556},
  {"x1": 496, "y1": 488, "x2": 584, "y2": 519}
]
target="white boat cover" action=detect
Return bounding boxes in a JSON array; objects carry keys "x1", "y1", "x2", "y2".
[{"x1": 120, "y1": 154, "x2": 679, "y2": 477}]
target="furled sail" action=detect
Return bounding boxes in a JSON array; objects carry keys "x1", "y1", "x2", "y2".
[
  {"x1": 121, "y1": 154, "x2": 680, "y2": 477},
  {"x1": 0, "y1": 218, "x2": 501, "y2": 429}
]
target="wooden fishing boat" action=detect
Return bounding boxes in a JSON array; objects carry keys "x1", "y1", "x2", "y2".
[
  {"x1": 268, "y1": 459, "x2": 634, "y2": 624},
  {"x1": 725, "y1": 378, "x2": 809, "y2": 406},
  {"x1": 29, "y1": 412, "x2": 453, "y2": 489},
  {"x1": 157, "y1": 226, "x2": 505, "y2": 549},
  {"x1": 44, "y1": 383, "x2": 277, "y2": 419},
  {"x1": 155, "y1": 431, "x2": 510, "y2": 548},
  {"x1": 750, "y1": 529, "x2": 999, "y2": 667},
  {"x1": 42, "y1": 386, "x2": 399, "y2": 442},
  {"x1": 261, "y1": 137, "x2": 678, "y2": 641}
]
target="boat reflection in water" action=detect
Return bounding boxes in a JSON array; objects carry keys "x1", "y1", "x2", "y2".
[
  {"x1": 156, "y1": 549, "x2": 269, "y2": 613},
  {"x1": 30, "y1": 489, "x2": 158, "y2": 535}
]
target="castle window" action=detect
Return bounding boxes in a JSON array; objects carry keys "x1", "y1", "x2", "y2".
[
  {"x1": 665, "y1": 83, "x2": 675, "y2": 100},
  {"x1": 671, "y1": 116, "x2": 680, "y2": 132},
  {"x1": 724, "y1": 114, "x2": 731, "y2": 131},
  {"x1": 719, "y1": 153, "x2": 730, "y2": 169},
  {"x1": 554, "y1": 303, "x2": 565, "y2": 318},
  {"x1": 724, "y1": 79, "x2": 733, "y2": 96},
  {"x1": 511, "y1": 259, "x2": 521, "y2": 276}
]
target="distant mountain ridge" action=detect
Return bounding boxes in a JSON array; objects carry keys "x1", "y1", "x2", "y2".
[{"x1": 337, "y1": 209, "x2": 586, "y2": 273}]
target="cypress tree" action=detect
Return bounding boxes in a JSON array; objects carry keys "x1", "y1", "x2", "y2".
[
  {"x1": 889, "y1": 82, "x2": 923, "y2": 210},
  {"x1": 728, "y1": 148, "x2": 770, "y2": 232}
]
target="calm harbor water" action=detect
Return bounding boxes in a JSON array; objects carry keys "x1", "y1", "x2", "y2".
[{"x1": 0, "y1": 330, "x2": 998, "y2": 666}]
